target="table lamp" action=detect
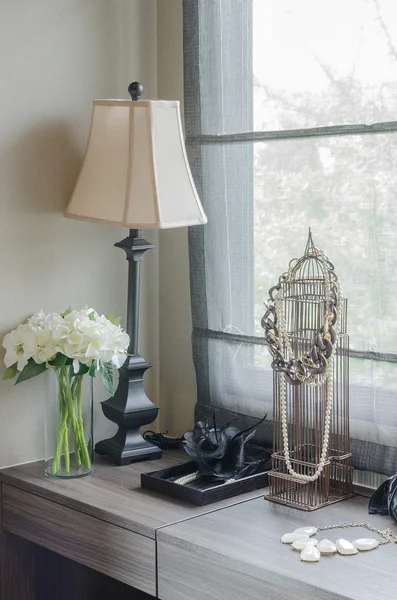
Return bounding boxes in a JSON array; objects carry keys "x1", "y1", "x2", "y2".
[{"x1": 64, "y1": 82, "x2": 207, "y2": 465}]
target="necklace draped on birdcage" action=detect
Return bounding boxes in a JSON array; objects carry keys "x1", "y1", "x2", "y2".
[
  {"x1": 261, "y1": 231, "x2": 353, "y2": 510},
  {"x1": 262, "y1": 240, "x2": 343, "y2": 387}
]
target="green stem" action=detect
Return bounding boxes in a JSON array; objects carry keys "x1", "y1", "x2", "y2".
[
  {"x1": 63, "y1": 412, "x2": 70, "y2": 473},
  {"x1": 51, "y1": 367, "x2": 91, "y2": 475},
  {"x1": 71, "y1": 377, "x2": 81, "y2": 465},
  {"x1": 51, "y1": 379, "x2": 69, "y2": 474},
  {"x1": 65, "y1": 370, "x2": 85, "y2": 466},
  {"x1": 74, "y1": 375, "x2": 91, "y2": 470}
]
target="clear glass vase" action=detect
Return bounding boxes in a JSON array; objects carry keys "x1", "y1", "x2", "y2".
[{"x1": 45, "y1": 366, "x2": 94, "y2": 478}]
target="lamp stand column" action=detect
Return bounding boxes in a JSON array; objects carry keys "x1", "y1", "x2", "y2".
[{"x1": 95, "y1": 230, "x2": 162, "y2": 465}]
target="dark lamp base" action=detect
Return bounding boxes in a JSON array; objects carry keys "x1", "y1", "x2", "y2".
[
  {"x1": 94, "y1": 354, "x2": 162, "y2": 466},
  {"x1": 95, "y1": 230, "x2": 162, "y2": 465},
  {"x1": 95, "y1": 436, "x2": 162, "y2": 466}
]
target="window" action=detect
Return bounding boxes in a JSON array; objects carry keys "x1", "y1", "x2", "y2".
[{"x1": 184, "y1": 0, "x2": 397, "y2": 475}]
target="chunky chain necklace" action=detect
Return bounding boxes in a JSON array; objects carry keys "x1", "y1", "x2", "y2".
[{"x1": 262, "y1": 248, "x2": 343, "y2": 482}]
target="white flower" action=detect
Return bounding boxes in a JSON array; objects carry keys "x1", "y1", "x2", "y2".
[
  {"x1": 2, "y1": 308, "x2": 130, "y2": 376},
  {"x1": 3, "y1": 323, "x2": 37, "y2": 371},
  {"x1": 112, "y1": 349, "x2": 128, "y2": 368},
  {"x1": 27, "y1": 310, "x2": 46, "y2": 328}
]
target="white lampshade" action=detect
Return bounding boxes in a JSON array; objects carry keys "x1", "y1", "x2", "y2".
[{"x1": 64, "y1": 99, "x2": 207, "y2": 229}]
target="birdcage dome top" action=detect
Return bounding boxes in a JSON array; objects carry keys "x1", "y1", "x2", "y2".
[{"x1": 287, "y1": 230, "x2": 334, "y2": 283}]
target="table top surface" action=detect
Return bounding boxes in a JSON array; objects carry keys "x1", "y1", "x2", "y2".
[
  {"x1": 158, "y1": 492, "x2": 397, "y2": 600},
  {"x1": 0, "y1": 451, "x2": 265, "y2": 539}
]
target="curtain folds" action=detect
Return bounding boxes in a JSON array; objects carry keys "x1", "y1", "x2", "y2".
[{"x1": 184, "y1": 0, "x2": 397, "y2": 476}]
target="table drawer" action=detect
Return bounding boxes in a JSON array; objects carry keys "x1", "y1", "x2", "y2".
[{"x1": 2, "y1": 483, "x2": 156, "y2": 596}]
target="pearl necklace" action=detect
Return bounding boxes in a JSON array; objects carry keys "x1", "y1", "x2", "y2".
[
  {"x1": 280, "y1": 522, "x2": 397, "y2": 562},
  {"x1": 279, "y1": 362, "x2": 334, "y2": 482}
]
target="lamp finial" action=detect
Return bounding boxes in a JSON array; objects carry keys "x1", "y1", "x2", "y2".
[{"x1": 128, "y1": 81, "x2": 143, "y2": 101}]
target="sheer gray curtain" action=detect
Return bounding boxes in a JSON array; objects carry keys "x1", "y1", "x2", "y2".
[{"x1": 184, "y1": 0, "x2": 397, "y2": 476}]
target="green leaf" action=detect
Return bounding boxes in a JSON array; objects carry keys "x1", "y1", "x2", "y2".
[
  {"x1": 60, "y1": 307, "x2": 72, "y2": 318},
  {"x1": 48, "y1": 353, "x2": 68, "y2": 367},
  {"x1": 88, "y1": 361, "x2": 97, "y2": 377},
  {"x1": 88, "y1": 311, "x2": 96, "y2": 321},
  {"x1": 100, "y1": 361, "x2": 115, "y2": 395},
  {"x1": 72, "y1": 363, "x2": 89, "y2": 377},
  {"x1": 15, "y1": 359, "x2": 47, "y2": 384},
  {"x1": 2, "y1": 363, "x2": 18, "y2": 381},
  {"x1": 105, "y1": 313, "x2": 121, "y2": 326}
]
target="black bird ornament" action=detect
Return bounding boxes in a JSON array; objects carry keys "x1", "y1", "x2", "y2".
[{"x1": 183, "y1": 414, "x2": 269, "y2": 482}]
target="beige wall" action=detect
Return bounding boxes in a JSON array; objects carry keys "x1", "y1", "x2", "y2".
[
  {"x1": 0, "y1": 0, "x2": 159, "y2": 467},
  {"x1": 0, "y1": 0, "x2": 194, "y2": 468},
  {"x1": 157, "y1": 0, "x2": 197, "y2": 435}
]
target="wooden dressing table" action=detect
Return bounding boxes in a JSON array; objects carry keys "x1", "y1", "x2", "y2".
[{"x1": 0, "y1": 452, "x2": 395, "y2": 599}]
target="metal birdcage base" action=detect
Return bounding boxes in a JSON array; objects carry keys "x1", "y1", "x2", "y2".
[
  {"x1": 265, "y1": 446, "x2": 354, "y2": 511},
  {"x1": 265, "y1": 489, "x2": 356, "y2": 512}
]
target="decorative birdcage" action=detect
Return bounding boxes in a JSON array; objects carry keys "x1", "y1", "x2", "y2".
[{"x1": 261, "y1": 231, "x2": 354, "y2": 510}]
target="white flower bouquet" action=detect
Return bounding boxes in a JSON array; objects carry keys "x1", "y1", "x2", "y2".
[{"x1": 2, "y1": 308, "x2": 129, "y2": 477}]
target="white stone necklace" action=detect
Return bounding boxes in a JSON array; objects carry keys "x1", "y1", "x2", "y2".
[{"x1": 281, "y1": 522, "x2": 397, "y2": 562}]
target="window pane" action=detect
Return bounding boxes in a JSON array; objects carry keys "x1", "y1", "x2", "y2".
[
  {"x1": 254, "y1": 133, "x2": 397, "y2": 355},
  {"x1": 253, "y1": 0, "x2": 397, "y2": 130}
]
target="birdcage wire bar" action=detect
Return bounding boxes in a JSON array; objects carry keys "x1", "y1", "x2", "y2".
[{"x1": 263, "y1": 233, "x2": 354, "y2": 510}]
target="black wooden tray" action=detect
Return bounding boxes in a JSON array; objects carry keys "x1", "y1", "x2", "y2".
[{"x1": 141, "y1": 459, "x2": 270, "y2": 506}]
